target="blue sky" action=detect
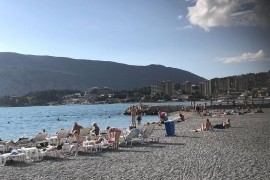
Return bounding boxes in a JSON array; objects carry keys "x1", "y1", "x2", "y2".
[{"x1": 0, "y1": 0, "x2": 269, "y2": 80}]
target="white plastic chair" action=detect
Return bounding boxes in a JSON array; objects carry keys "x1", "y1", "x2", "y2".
[
  {"x1": 32, "y1": 133, "x2": 49, "y2": 148},
  {"x1": 0, "y1": 145, "x2": 5, "y2": 153},
  {"x1": 0, "y1": 154, "x2": 7, "y2": 166}
]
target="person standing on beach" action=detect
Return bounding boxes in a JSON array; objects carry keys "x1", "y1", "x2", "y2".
[
  {"x1": 91, "y1": 122, "x2": 100, "y2": 136},
  {"x1": 69, "y1": 130, "x2": 84, "y2": 156},
  {"x1": 72, "y1": 122, "x2": 83, "y2": 135},
  {"x1": 130, "y1": 106, "x2": 137, "y2": 128},
  {"x1": 136, "y1": 107, "x2": 142, "y2": 125},
  {"x1": 106, "y1": 127, "x2": 122, "y2": 149}
]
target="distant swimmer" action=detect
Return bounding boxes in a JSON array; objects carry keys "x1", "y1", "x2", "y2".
[{"x1": 57, "y1": 118, "x2": 67, "y2": 122}]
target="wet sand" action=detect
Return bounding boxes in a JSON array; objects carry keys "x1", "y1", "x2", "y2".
[{"x1": 1, "y1": 109, "x2": 270, "y2": 180}]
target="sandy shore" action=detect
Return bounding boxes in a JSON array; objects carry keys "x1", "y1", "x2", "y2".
[{"x1": 1, "y1": 109, "x2": 270, "y2": 180}]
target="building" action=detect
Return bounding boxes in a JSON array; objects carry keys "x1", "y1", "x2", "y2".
[
  {"x1": 180, "y1": 81, "x2": 192, "y2": 94},
  {"x1": 151, "y1": 80, "x2": 175, "y2": 97}
]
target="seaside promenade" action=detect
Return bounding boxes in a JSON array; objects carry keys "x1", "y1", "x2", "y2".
[{"x1": 1, "y1": 109, "x2": 270, "y2": 179}]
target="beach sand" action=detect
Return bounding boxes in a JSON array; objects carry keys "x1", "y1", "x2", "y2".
[{"x1": 1, "y1": 109, "x2": 270, "y2": 180}]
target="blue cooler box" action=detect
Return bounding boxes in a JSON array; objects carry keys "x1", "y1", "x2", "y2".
[{"x1": 165, "y1": 120, "x2": 175, "y2": 136}]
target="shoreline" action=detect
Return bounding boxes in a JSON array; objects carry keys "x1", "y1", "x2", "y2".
[{"x1": 1, "y1": 108, "x2": 270, "y2": 179}]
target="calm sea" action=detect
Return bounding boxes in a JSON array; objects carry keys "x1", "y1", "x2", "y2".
[{"x1": 0, "y1": 102, "x2": 193, "y2": 141}]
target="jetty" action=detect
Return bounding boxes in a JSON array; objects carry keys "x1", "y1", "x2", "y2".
[{"x1": 124, "y1": 104, "x2": 183, "y2": 115}]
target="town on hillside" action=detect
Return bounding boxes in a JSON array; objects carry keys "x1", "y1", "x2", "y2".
[{"x1": 0, "y1": 71, "x2": 269, "y2": 107}]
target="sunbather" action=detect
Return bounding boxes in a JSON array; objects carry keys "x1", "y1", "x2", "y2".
[
  {"x1": 213, "y1": 119, "x2": 231, "y2": 129},
  {"x1": 106, "y1": 127, "x2": 122, "y2": 149},
  {"x1": 223, "y1": 118, "x2": 231, "y2": 128},
  {"x1": 95, "y1": 137, "x2": 104, "y2": 144},
  {"x1": 255, "y1": 107, "x2": 263, "y2": 113},
  {"x1": 43, "y1": 144, "x2": 65, "y2": 158},
  {"x1": 201, "y1": 119, "x2": 212, "y2": 131}
]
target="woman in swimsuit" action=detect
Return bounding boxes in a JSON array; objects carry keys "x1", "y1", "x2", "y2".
[
  {"x1": 69, "y1": 130, "x2": 84, "y2": 156},
  {"x1": 106, "y1": 127, "x2": 122, "y2": 149}
]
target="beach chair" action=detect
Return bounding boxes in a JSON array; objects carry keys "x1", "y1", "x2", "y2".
[
  {"x1": 20, "y1": 147, "x2": 43, "y2": 162},
  {"x1": 82, "y1": 140, "x2": 98, "y2": 152},
  {"x1": 49, "y1": 129, "x2": 70, "y2": 145},
  {"x1": 80, "y1": 127, "x2": 91, "y2": 140},
  {"x1": 141, "y1": 124, "x2": 158, "y2": 143},
  {"x1": 32, "y1": 133, "x2": 49, "y2": 148},
  {"x1": 121, "y1": 128, "x2": 141, "y2": 146},
  {"x1": 4, "y1": 141, "x2": 17, "y2": 152},
  {"x1": 16, "y1": 138, "x2": 33, "y2": 148},
  {"x1": 0, "y1": 154, "x2": 7, "y2": 166},
  {"x1": 0, "y1": 144, "x2": 5, "y2": 153},
  {"x1": 0, "y1": 150, "x2": 26, "y2": 166}
]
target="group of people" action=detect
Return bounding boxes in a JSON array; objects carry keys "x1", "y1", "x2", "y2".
[
  {"x1": 199, "y1": 118, "x2": 231, "y2": 132},
  {"x1": 129, "y1": 106, "x2": 142, "y2": 128},
  {"x1": 69, "y1": 122, "x2": 123, "y2": 155}
]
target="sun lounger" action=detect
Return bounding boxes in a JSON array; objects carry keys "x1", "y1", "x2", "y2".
[
  {"x1": 0, "y1": 150, "x2": 26, "y2": 166},
  {"x1": 15, "y1": 138, "x2": 33, "y2": 148},
  {"x1": 141, "y1": 125, "x2": 159, "y2": 143},
  {"x1": 0, "y1": 145, "x2": 5, "y2": 153},
  {"x1": 32, "y1": 133, "x2": 49, "y2": 148},
  {"x1": 19, "y1": 147, "x2": 43, "y2": 162},
  {"x1": 121, "y1": 128, "x2": 141, "y2": 146}
]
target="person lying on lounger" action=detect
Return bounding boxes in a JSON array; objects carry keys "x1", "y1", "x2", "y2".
[
  {"x1": 43, "y1": 144, "x2": 65, "y2": 158},
  {"x1": 213, "y1": 119, "x2": 231, "y2": 129},
  {"x1": 95, "y1": 137, "x2": 104, "y2": 144}
]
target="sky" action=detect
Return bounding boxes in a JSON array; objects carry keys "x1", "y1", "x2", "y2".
[{"x1": 0, "y1": 0, "x2": 269, "y2": 80}]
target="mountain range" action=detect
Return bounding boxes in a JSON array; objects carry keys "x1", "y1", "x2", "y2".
[{"x1": 0, "y1": 52, "x2": 206, "y2": 97}]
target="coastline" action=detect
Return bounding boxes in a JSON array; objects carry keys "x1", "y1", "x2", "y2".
[{"x1": 1, "y1": 108, "x2": 270, "y2": 179}]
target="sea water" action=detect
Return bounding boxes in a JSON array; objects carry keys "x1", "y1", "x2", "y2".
[{"x1": 0, "y1": 102, "x2": 193, "y2": 141}]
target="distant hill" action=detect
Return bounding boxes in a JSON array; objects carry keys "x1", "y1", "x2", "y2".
[{"x1": 0, "y1": 52, "x2": 206, "y2": 96}]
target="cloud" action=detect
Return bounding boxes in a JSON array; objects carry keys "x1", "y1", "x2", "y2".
[
  {"x1": 184, "y1": 25, "x2": 193, "y2": 29},
  {"x1": 187, "y1": 0, "x2": 270, "y2": 31},
  {"x1": 178, "y1": 15, "x2": 183, "y2": 20},
  {"x1": 220, "y1": 50, "x2": 268, "y2": 63},
  {"x1": 177, "y1": 25, "x2": 193, "y2": 31}
]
